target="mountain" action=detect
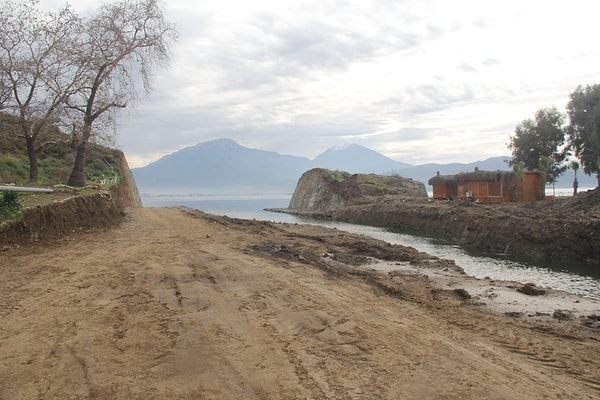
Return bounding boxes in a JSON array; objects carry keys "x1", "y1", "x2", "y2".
[
  {"x1": 312, "y1": 143, "x2": 411, "y2": 174},
  {"x1": 132, "y1": 138, "x2": 311, "y2": 194},
  {"x1": 133, "y1": 139, "x2": 413, "y2": 195},
  {"x1": 132, "y1": 139, "x2": 597, "y2": 195}
]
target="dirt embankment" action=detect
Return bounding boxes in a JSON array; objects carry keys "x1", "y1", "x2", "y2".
[
  {"x1": 284, "y1": 188, "x2": 600, "y2": 267},
  {"x1": 1, "y1": 207, "x2": 599, "y2": 399},
  {"x1": 1, "y1": 152, "x2": 141, "y2": 246}
]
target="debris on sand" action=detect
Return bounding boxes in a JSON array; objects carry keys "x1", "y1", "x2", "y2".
[{"x1": 516, "y1": 283, "x2": 547, "y2": 296}]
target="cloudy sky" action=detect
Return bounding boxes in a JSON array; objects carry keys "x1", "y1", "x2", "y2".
[{"x1": 41, "y1": 0, "x2": 599, "y2": 167}]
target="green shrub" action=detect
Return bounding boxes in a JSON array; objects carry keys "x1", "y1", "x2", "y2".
[
  {"x1": 0, "y1": 191, "x2": 22, "y2": 222},
  {"x1": 328, "y1": 170, "x2": 351, "y2": 182},
  {"x1": 1, "y1": 191, "x2": 19, "y2": 207}
]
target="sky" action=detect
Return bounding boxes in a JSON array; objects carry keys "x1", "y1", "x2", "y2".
[{"x1": 39, "y1": 0, "x2": 599, "y2": 168}]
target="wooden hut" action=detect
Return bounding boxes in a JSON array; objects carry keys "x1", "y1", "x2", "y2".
[
  {"x1": 428, "y1": 168, "x2": 544, "y2": 202},
  {"x1": 428, "y1": 172, "x2": 458, "y2": 199},
  {"x1": 455, "y1": 169, "x2": 513, "y2": 202}
]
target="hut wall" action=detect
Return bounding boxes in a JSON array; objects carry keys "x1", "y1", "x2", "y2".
[
  {"x1": 518, "y1": 173, "x2": 544, "y2": 202},
  {"x1": 430, "y1": 170, "x2": 543, "y2": 203},
  {"x1": 458, "y1": 180, "x2": 510, "y2": 202},
  {"x1": 457, "y1": 185, "x2": 467, "y2": 200},
  {"x1": 432, "y1": 186, "x2": 457, "y2": 199}
]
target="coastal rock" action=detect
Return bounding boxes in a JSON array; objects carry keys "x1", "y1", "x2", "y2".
[{"x1": 288, "y1": 168, "x2": 427, "y2": 211}]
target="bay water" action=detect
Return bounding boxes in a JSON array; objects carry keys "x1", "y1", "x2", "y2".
[{"x1": 142, "y1": 195, "x2": 600, "y2": 300}]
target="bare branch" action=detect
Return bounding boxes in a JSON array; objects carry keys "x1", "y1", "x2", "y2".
[{"x1": 65, "y1": 0, "x2": 177, "y2": 186}]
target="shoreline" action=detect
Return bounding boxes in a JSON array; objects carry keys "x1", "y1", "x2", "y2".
[
  {"x1": 267, "y1": 187, "x2": 600, "y2": 268},
  {"x1": 360, "y1": 257, "x2": 600, "y2": 330},
  {"x1": 267, "y1": 206, "x2": 600, "y2": 300},
  {"x1": 266, "y1": 207, "x2": 600, "y2": 331}
]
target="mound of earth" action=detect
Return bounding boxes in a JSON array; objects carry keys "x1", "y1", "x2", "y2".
[{"x1": 288, "y1": 168, "x2": 427, "y2": 211}]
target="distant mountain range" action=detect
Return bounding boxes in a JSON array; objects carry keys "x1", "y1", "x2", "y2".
[
  {"x1": 312, "y1": 143, "x2": 412, "y2": 173},
  {"x1": 132, "y1": 138, "x2": 595, "y2": 195}
]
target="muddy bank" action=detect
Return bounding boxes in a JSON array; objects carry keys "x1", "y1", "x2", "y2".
[{"x1": 278, "y1": 188, "x2": 600, "y2": 267}]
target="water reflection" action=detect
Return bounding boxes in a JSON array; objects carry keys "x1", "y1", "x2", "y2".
[{"x1": 299, "y1": 218, "x2": 600, "y2": 300}]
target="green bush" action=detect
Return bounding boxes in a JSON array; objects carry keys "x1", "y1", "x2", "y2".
[
  {"x1": 0, "y1": 191, "x2": 22, "y2": 222},
  {"x1": 328, "y1": 170, "x2": 351, "y2": 182},
  {"x1": 1, "y1": 191, "x2": 19, "y2": 207}
]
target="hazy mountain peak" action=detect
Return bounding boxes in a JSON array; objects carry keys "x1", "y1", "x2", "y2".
[
  {"x1": 193, "y1": 138, "x2": 240, "y2": 149},
  {"x1": 314, "y1": 143, "x2": 410, "y2": 173},
  {"x1": 329, "y1": 143, "x2": 354, "y2": 151}
]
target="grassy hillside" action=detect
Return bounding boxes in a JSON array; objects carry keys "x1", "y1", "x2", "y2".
[
  {"x1": 0, "y1": 112, "x2": 122, "y2": 186},
  {"x1": 0, "y1": 112, "x2": 125, "y2": 223}
]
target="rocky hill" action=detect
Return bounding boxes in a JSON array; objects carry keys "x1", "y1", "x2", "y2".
[{"x1": 288, "y1": 168, "x2": 427, "y2": 211}]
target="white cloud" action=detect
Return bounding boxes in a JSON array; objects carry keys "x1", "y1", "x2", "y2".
[{"x1": 37, "y1": 0, "x2": 600, "y2": 167}]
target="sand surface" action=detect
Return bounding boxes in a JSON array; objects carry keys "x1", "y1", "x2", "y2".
[{"x1": 1, "y1": 207, "x2": 599, "y2": 399}]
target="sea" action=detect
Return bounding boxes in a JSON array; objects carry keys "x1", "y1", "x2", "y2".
[{"x1": 141, "y1": 193, "x2": 600, "y2": 300}]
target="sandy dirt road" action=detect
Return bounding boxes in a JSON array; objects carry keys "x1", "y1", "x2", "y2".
[{"x1": 1, "y1": 207, "x2": 599, "y2": 399}]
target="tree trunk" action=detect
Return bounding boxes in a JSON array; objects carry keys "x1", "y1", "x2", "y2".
[
  {"x1": 67, "y1": 140, "x2": 87, "y2": 187},
  {"x1": 68, "y1": 122, "x2": 93, "y2": 187},
  {"x1": 540, "y1": 173, "x2": 546, "y2": 201},
  {"x1": 25, "y1": 135, "x2": 38, "y2": 183}
]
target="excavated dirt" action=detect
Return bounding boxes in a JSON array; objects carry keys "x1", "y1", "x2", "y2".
[
  {"x1": 1, "y1": 207, "x2": 599, "y2": 399},
  {"x1": 282, "y1": 188, "x2": 600, "y2": 267}
]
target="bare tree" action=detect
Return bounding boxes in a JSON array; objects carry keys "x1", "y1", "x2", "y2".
[
  {"x1": 0, "y1": 8, "x2": 11, "y2": 110},
  {"x1": 0, "y1": 67, "x2": 11, "y2": 110},
  {"x1": 65, "y1": 0, "x2": 177, "y2": 187},
  {"x1": 0, "y1": 0, "x2": 79, "y2": 182}
]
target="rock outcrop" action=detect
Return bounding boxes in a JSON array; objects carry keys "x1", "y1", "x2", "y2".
[{"x1": 288, "y1": 168, "x2": 427, "y2": 211}]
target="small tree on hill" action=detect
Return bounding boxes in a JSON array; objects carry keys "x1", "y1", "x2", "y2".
[
  {"x1": 567, "y1": 84, "x2": 600, "y2": 188},
  {"x1": 508, "y1": 106, "x2": 568, "y2": 186}
]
